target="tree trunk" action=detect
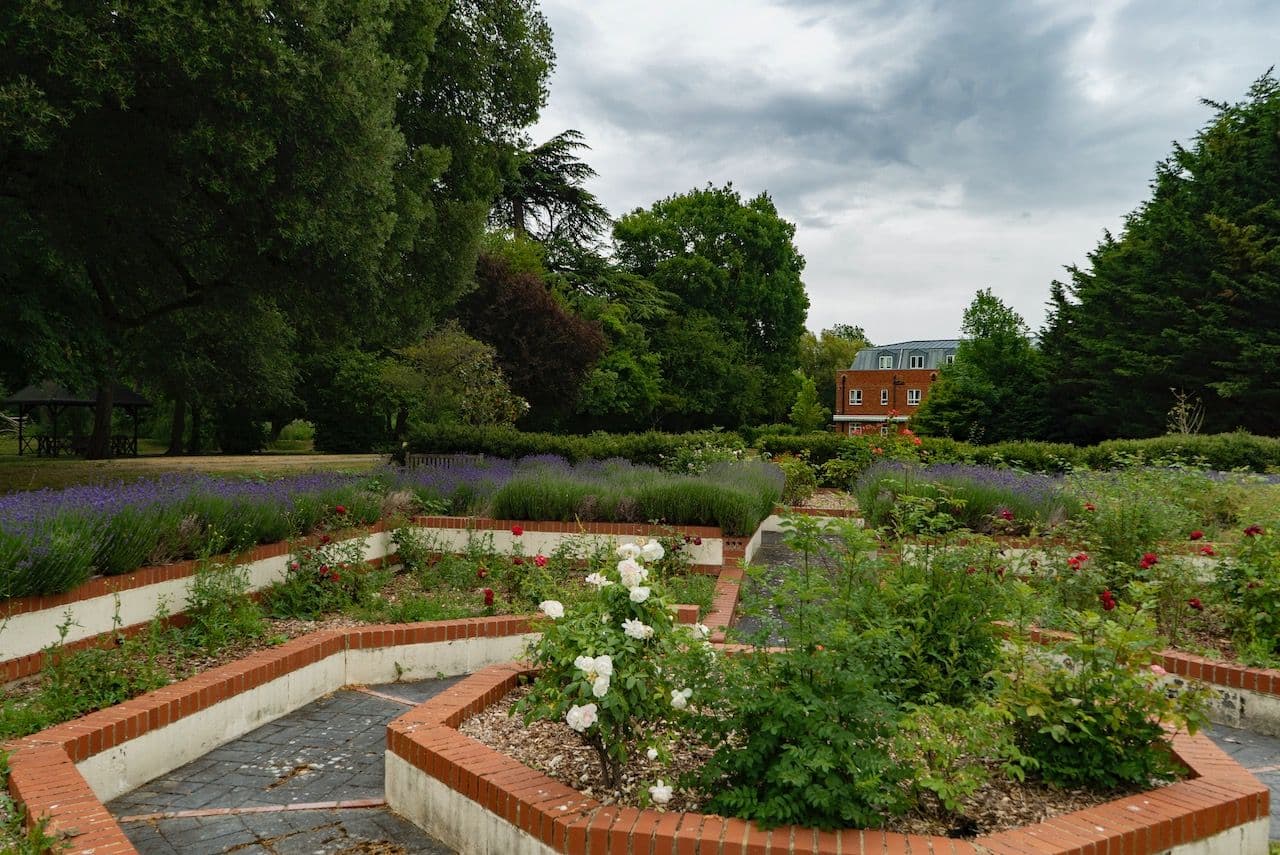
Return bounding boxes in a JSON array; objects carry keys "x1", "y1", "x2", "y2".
[
  {"x1": 269, "y1": 417, "x2": 287, "y2": 444},
  {"x1": 188, "y1": 404, "x2": 202, "y2": 455},
  {"x1": 166, "y1": 396, "x2": 186, "y2": 456},
  {"x1": 85, "y1": 383, "x2": 114, "y2": 460},
  {"x1": 394, "y1": 407, "x2": 408, "y2": 440}
]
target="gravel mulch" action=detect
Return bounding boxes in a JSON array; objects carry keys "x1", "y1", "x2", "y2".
[
  {"x1": 461, "y1": 685, "x2": 1148, "y2": 839},
  {"x1": 796, "y1": 489, "x2": 859, "y2": 511}
]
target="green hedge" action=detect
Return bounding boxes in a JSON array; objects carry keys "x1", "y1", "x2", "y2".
[
  {"x1": 405, "y1": 424, "x2": 746, "y2": 466},
  {"x1": 758, "y1": 431, "x2": 1280, "y2": 476}
]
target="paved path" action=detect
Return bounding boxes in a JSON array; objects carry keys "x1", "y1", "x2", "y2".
[
  {"x1": 108, "y1": 679, "x2": 459, "y2": 854},
  {"x1": 1207, "y1": 724, "x2": 1280, "y2": 841}
]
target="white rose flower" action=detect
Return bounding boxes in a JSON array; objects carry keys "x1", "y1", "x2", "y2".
[
  {"x1": 670, "y1": 687, "x2": 692, "y2": 710},
  {"x1": 640, "y1": 540, "x2": 665, "y2": 562},
  {"x1": 646, "y1": 747, "x2": 659, "y2": 761},
  {"x1": 616, "y1": 542, "x2": 643, "y2": 560},
  {"x1": 538, "y1": 600, "x2": 565, "y2": 619},
  {"x1": 622, "y1": 618, "x2": 654, "y2": 640},
  {"x1": 616, "y1": 558, "x2": 646, "y2": 589},
  {"x1": 592, "y1": 675, "x2": 611, "y2": 698},
  {"x1": 576, "y1": 655, "x2": 613, "y2": 683},
  {"x1": 601, "y1": 612, "x2": 611, "y2": 624},
  {"x1": 629, "y1": 586, "x2": 651, "y2": 604},
  {"x1": 648, "y1": 779, "x2": 673, "y2": 805},
  {"x1": 566, "y1": 703, "x2": 598, "y2": 732},
  {"x1": 585, "y1": 572, "x2": 612, "y2": 588}
]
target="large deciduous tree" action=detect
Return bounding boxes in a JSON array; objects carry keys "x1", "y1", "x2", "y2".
[
  {"x1": 1040, "y1": 71, "x2": 1280, "y2": 442},
  {"x1": 0, "y1": 0, "x2": 553, "y2": 456},
  {"x1": 798, "y1": 325, "x2": 871, "y2": 410},
  {"x1": 913, "y1": 290, "x2": 1048, "y2": 443},
  {"x1": 612, "y1": 184, "x2": 810, "y2": 428}
]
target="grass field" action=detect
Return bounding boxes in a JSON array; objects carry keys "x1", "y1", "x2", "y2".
[{"x1": 0, "y1": 438, "x2": 383, "y2": 494}]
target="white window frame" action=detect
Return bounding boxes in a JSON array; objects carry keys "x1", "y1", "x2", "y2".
[
  {"x1": 849, "y1": 389, "x2": 862, "y2": 406},
  {"x1": 907, "y1": 389, "x2": 922, "y2": 406},
  {"x1": 908, "y1": 354, "x2": 925, "y2": 369},
  {"x1": 880, "y1": 389, "x2": 889, "y2": 406},
  {"x1": 945, "y1": 353, "x2": 956, "y2": 365},
  {"x1": 880, "y1": 424, "x2": 890, "y2": 436},
  {"x1": 878, "y1": 354, "x2": 893, "y2": 369}
]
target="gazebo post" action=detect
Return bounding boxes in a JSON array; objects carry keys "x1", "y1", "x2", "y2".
[
  {"x1": 50, "y1": 404, "x2": 61, "y2": 457},
  {"x1": 16, "y1": 403, "x2": 24, "y2": 456},
  {"x1": 132, "y1": 407, "x2": 139, "y2": 457}
]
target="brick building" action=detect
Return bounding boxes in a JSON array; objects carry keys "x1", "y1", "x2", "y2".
[{"x1": 832, "y1": 339, "x2": 961, "y2": 435}]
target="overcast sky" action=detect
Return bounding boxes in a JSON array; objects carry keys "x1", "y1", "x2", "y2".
[{"x1": 529, "y1": 0, "x2": 1279, "y2": 344}]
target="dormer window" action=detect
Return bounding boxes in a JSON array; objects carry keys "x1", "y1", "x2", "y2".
[
  {"x1": 877, "y1": 354, "x2": 893, "y2": 369},
  {"x1": 945, "y1": 353, "x2": 956, "y2": 365},
  {"x1": 908, "y1": 354, "x2": 925, "y2": 369}
]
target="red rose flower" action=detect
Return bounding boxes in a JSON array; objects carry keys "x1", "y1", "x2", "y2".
[
  {"x1": 1189, "y1": 530, "x2": 1203, "y2": 541},
  {"x1": 1139, "y1": 552, "x2": 1159, "y2": 569},
  {"x1": 320, "y1": 534, "x2": 332, "y2": 545},
  {"x1": 335, "y1": 505, "x2": 348, "y2": 516},
  {"x1": 483, "y1": 588, "x2": 494, "y2": 607},
  {"x1": 1244, "y1": 524, "x2": 1264, "y2": 537},
  {"x1": 511, "y1": 525, "x2": 524, "y2": 536},
  {"x1": 1187, "y1": 597, "x2": 1203, "y2": 611},
  {"x1": 1099, "y1": 589, "x2": 1117, "y2": 611},
  {"x1": 998, "y1": 508, "x2": 1014, "y2": 521},
  {"x1": 693, "y1": 537, "x2": 702, "y2": 546},
  {"x1": 476, "y1": 567, "x2": 488, "y2": 579},
  {"x1": 534, "y1": 554, "x2": 547, "y2": 567},
  {"x1": 1199, "y1": 545, "x2": 1216, "y2": 556},
  {"x1": 513, "y1": 557, "x2": 523, "y2": 566},
  {"x1": 1084, "y1": 502, "x2": 1096, "y2": 512}
]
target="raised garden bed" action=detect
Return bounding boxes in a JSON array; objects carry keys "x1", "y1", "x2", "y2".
[{"x1": 386, "y1": 664, "x2": 1272, "y2": 855}]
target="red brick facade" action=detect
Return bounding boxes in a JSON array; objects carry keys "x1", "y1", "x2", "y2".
[{"x1": 833, "y1": 367, "x2": 942, "y2": 435}]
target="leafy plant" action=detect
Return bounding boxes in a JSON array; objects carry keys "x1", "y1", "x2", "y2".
[
  {"x1": 262, "y1": 535, "x2": 384, "y2": 620},
  {"x1": 1214, "y1": 525, "x2": 1280, "y2": 665},
  {"x1": 182, "y1": 554, "x2": 264, "y2": 653}
]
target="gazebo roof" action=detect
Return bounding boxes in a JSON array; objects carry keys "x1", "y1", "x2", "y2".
[{"x1": 3, "y1": 381, "x2": 150, "y2": 408}]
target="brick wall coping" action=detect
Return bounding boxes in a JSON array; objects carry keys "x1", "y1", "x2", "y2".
[
  {"x1": 4, "y1": 616, "x2": 533, "y2": 854},
  {"x1": 388, "y1": 664, "x2": 1272, "y2": 855},
  {"x1": 0, "y1": 518, "x2": 726, "y2": 619}
]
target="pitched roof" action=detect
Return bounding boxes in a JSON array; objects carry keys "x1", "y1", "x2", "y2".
[
  {"x1": 850, "y1": 339, "x2": 963, "y2": 370},
  {"x1": 4, "y1": 382, "x2": 150, "y2": 407}
]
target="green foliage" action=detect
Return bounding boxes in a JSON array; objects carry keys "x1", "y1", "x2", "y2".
[
  {"x1": 1069, "y1": 469, "x2": 1202, "y2": 567},
  {"x1": 788, "y1": 376, "x2": 831, "y2": 433},
  {"x1": 999, "y1": 606, "x2": 1208, "y2": 789},
  {"x1": 914, "y1": 289, "x2": 1049, "y2": 443},
  {"x1": 798, "y1": 326, "x2": 869, "y2": 409},
  {"x1": 891, "y1": 703, "x2": 1017, "y2": 817},
  {"x1": 182, "y1": 558, "x2": 265, "y2": 654},
  {"x1": 1041, "y1": 72, "x2": 1280, "y2": 441},
  {"x1": 613, "y1": 184, "x2": 810, "y2": 428},
  {"x1": 407, "y1": 424, "x2": 747, "y2": 466},
  {"x1": 262, "y1": 536, "x2": 385, "y2": 621},
  {"x1": 1215, "y1": 526, "x2": 1280, "y2": 664},
  {"x1": 774, "y1": 455, "x2": 818, "y2": 506}
]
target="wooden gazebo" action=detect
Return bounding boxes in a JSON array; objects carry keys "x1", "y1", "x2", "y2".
[{"x1": 4, "y1": 382, "x2": 151, "y2": 457}]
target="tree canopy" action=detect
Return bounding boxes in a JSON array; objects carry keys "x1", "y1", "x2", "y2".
[
  {"x1": 913, "y1": 289, "x2": 1048, "y2": 443},
  {"x1": 1040, "y1": 70, "x2": 1280, "y2": 442}
]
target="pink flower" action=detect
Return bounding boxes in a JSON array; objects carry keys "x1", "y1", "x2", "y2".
[
  {"x1": 511, "y1": 525, "x2": 524, "y2": 536},
  {"x1": 534, "y1": 554, "x2": 547, "y2": 567},
  {"x1": 1150, "y1": 664, "x2": 1167, "y2": 676},
  {"x1": 289, "y1": 561, "x2": 300, "y2": 571}
]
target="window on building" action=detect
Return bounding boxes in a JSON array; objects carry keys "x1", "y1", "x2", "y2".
[
  {"x1": 849, "y1": 389, "x2": 862, "y2": 406},
  {"x1": 880, "y1": 389, "x2": 889, "y2": 405},
  {"x1": 878, "y1": 354, "x2": 893, "y2": 369},
  {"x1": 945, "y1": 353, "x2": 956, "y2": 365},
  {"x1": 907, "y1": 389, "x2": 922, "y2": 406},
  {"x1": 908, "y1": 354, "x2": 925, "y2": 369},
  {"x1": 880, "y1": 424, "x2": 890, "y2": 436}
]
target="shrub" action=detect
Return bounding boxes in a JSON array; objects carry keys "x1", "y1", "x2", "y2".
[
  {"x1": 517, "y1": 539, "x2": 715, "y2": 787},
  {"x1": 182, "y1": 556, "x2": 264, "y2": 653},
  {"x1": 1214, "y1": 524, "x2": 1280, "y2": 664},
  {"x1": 406, "y1": 423, "x2": 747, "y2": 466},
  {"x1": 262, "y1": 535, "x2": 384, "y2": 620},
  {"x1": 774, "y1": 454, "x2": 817, "y2": 505},
  {"x1": 998, "y1": 606, "x2": 1208, "y2": 789}
]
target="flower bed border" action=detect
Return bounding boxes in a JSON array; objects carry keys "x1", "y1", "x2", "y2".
[
  {"x1": 4, "y1": 616, "x2": 536, "y2": 854},
  {"x1": 386, "y1": 664, "x2": 1272, "y2": 855},
  {"x1": 0, "y1": 518, "x2": 737, "y2": 683}
]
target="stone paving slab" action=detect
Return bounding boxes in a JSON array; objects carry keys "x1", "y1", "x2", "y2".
[
  {"x1": 109, "y1": 678, "x2": 461, "y2": 853},
  {"x1": 120, "y1": 807, "x2": 452, "y2": 854},
  {"x1": 1208, "y1": 724, "x2": 1280, "y2": 840}
]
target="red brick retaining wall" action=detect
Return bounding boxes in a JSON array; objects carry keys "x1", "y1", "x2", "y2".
[
  {"x1": 388, "y1": 665, "x2": 1272, "y2": 855},
  {"x1": 5, "y1": 617, "x2": 531, "y2": 853}
]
